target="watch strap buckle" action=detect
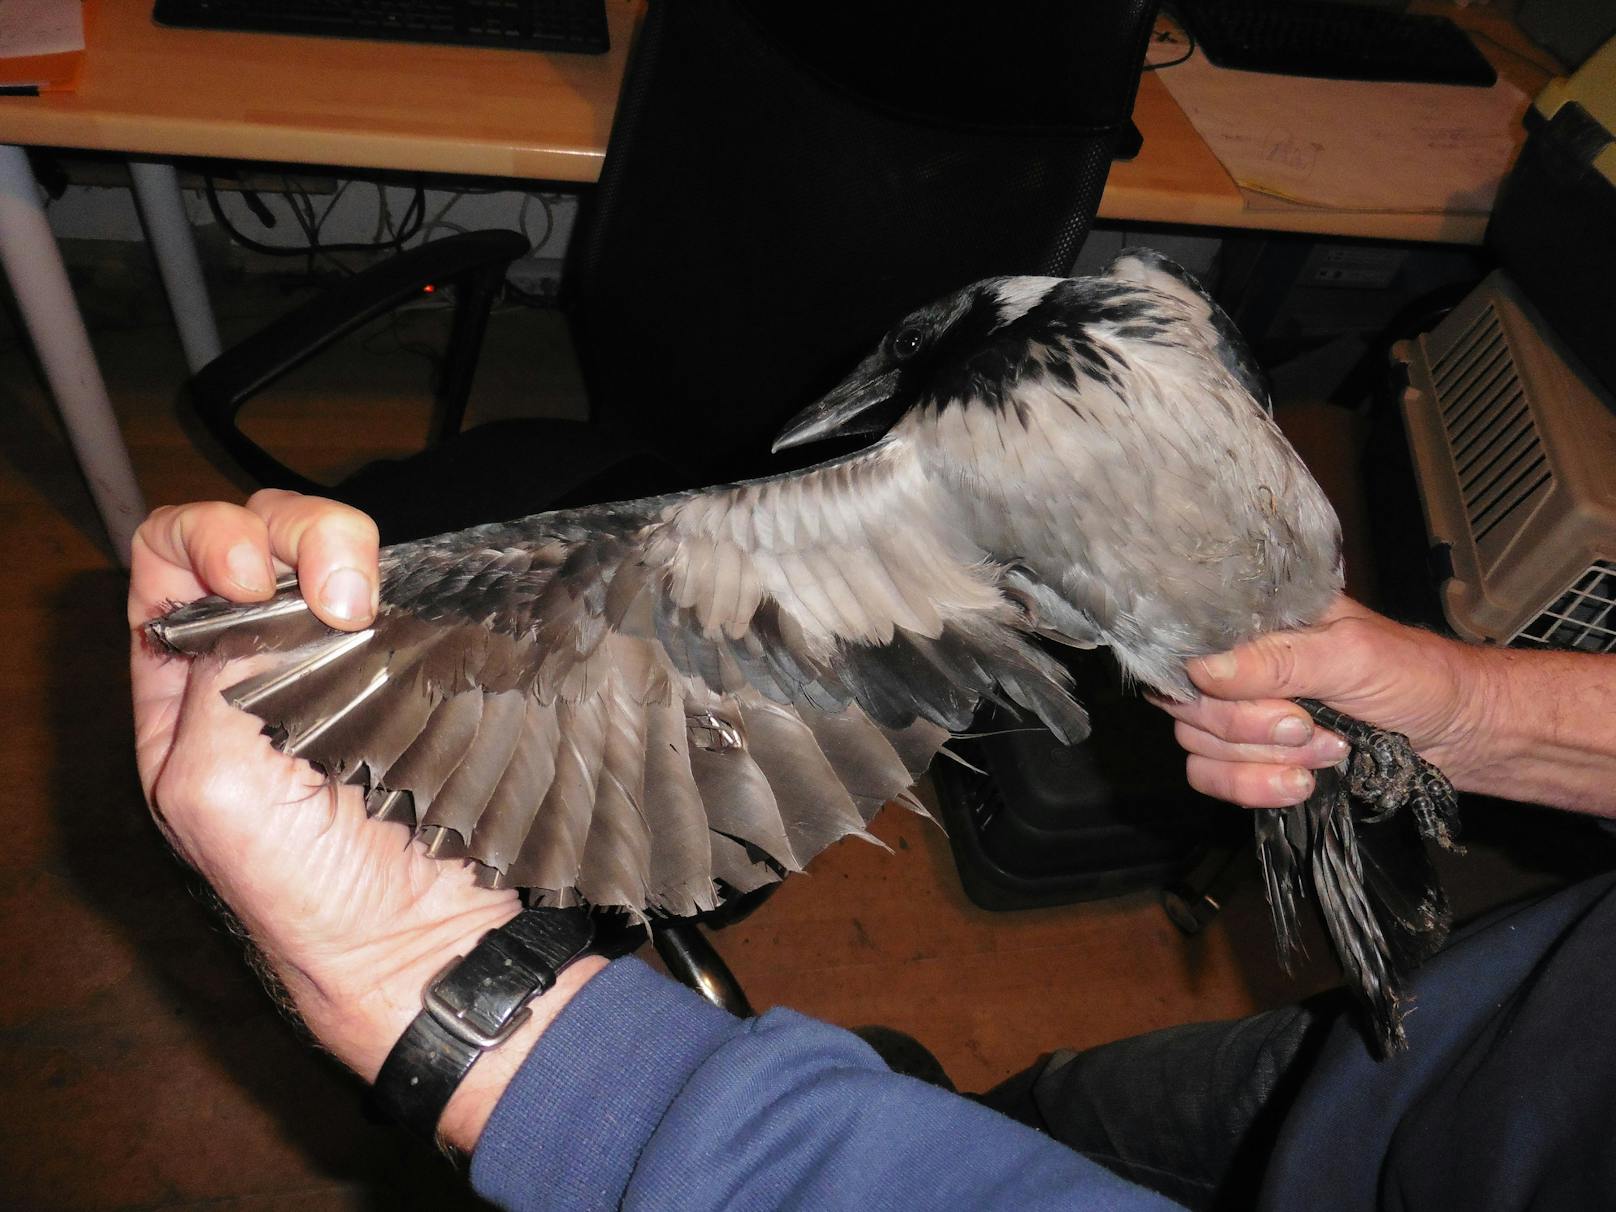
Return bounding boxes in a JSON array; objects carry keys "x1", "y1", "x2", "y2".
[
  {"x1": 421, "y1": 956, "x2": 536, "y2": 1050},
  {"x1": 368, "y1": 906, "x2": 596, "y2": 1144}
]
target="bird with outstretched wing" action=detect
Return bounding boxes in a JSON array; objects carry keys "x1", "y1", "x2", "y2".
[{"x1": 148, "y1": 250, "x2": 1459, "y2": 1053}]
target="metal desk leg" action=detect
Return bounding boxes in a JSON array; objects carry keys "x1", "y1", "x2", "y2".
[
  {"x1": 0, "y1": 144, "x2": 145, "y2": 565},
  {"x1": 130, "y1": 160, "x2": 222, "y2": 373}
]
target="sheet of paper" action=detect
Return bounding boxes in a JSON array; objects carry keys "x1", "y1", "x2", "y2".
[
  {"x1": 1157, "y1": 50, "x2": 1530, "y2": 214},
  {"x1": 0, "y1": 0, "x2": 84, "y2": 59}
]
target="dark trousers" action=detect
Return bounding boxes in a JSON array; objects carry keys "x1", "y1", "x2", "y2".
[{"x1": 975, "y1": 993, "x2": 1347, "y2": 1211}]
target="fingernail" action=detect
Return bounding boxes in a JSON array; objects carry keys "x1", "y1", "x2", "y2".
[
  {"x1": 1271, "y1": 716, "x2": 1312, "y2": 746},
  {"x1": 1200, "y1": 652, "x2": 1238, "y2": 681},
  {"x1": 1321, "y1": 733, "x2": 1350, "y2": 761},
  {"x1": 320, "y1": 567, "x2": 376, "y2": 622},
  {"x1": 1278, "y1": 767, "x2": 1314, "y2": 799},
  {"x1": 226, "y1": 542, "x2": 272, "y2": 593}
]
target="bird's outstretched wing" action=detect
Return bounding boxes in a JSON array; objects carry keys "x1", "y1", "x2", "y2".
[{"x1": 148, "y1": 440, "x2": 1088, "y2": 917}]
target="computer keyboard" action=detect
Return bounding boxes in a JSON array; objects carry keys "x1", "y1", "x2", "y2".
[
  {"x1": 153, "y1": 0, "x2": 610, "y2": 55},
  {"x1": 1169, "y1": 0, "x2": 1497, "y2": 87}
]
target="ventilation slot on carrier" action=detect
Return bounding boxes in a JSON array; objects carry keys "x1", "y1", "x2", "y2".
[
  {"x1": 1432, "y1": 302, "x2": 1552, "y2": 560},
  {"x1": 1513, "y1": 561, "x2": 1616, "y2": 654}
]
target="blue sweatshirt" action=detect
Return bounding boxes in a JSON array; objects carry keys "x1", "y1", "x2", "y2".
[{"x1": 471, "y1": 871, "x2": 1616, "y2": 1211}]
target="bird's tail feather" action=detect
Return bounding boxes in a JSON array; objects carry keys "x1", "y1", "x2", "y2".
[
  {"x1": 1257, "y1": 766, "x2": 1451, "y2": 1055},
  {"x1": 1255, "y1": 803, "x2": 1307, "y2": 976}
]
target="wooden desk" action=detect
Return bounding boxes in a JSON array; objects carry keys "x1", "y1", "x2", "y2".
[
  {"x1": 1101, "y1": 74, "x2": 1252, "y2": 233},
  {"x1": 15, "y1": 2, "x2": 1549, "y2": 227},
  {"x1": 0, "y1": 0, "x2": 1558, "y2": 560},
  {"x1": 1103, "y1": 5, "x2": 1557, "y2": 245},
  {"x1": 8, "y1": 0, "x2": 640, "y2": 182}
]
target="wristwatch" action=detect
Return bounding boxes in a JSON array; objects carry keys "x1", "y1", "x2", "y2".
[{"x1": 369, "y1": 905, "x2": 596, "y2": 1144}]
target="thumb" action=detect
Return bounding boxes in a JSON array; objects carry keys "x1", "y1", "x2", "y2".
[{"x1": 1189, "y1": 595, "x2": 1372, "y2": 702}]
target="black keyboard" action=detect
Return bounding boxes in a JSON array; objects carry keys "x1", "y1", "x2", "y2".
[
  {"x1": 1170, "y1": 0, "x2": 1497, "y2": 87},
  {"x1": 153, "y1": 0, "x2": 609, "y2": 55}
]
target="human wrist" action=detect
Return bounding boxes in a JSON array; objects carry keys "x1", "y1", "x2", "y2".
[
  {"x1": 1452, "y1": 645, "x2": 1616, "y2": 815},
  {"x1": 271, "y1": 902, "x2": 606, "y2": 1151},
  {"x1": 273, "y1": 900, "x2": 528, "y2": 1081},
  {"x1": 329, "y1": 903, "x2": 605, "y2": 1155},
  {"x1": 434, "y1": 953, "x2": 608, "y2": 1153},
  {"x1": 1421, "y1": 629, "x2": 1509, "y2": 788},
  {"x1": 1437, "y1": 637, "x2": 1569, "y2": 795}
]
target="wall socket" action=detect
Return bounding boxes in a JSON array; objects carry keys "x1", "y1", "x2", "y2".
[{"x1": 1301, "y1": 244, "x2": 1406, "y2": 290}]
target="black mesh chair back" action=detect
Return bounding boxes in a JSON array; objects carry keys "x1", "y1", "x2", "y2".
[
  {"x1": 568, "y1": 0, "x2": 1159, "y2": 479},
  {"x1": 186, "y1": 0, "x2": 1157, "y2": 522}
]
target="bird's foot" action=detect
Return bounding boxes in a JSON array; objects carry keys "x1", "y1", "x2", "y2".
[{"x1": 1295, "y1": 698, "x2": 1463, "y2": 853}]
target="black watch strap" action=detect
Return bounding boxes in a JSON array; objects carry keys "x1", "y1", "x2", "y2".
[{"x1": 369, "y1": 905, "x2": 596, "y2": 1143}]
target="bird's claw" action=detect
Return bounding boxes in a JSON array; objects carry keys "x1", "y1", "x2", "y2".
[
  {"x1": 1295, "y1": 699, "x2": 1462, "y2": 851},
  {"x1": 1348, "y1": 729, "x2": 1411, "y2": 818},
  {"x1": 1409, "y1": 756, "x2": 1463, "y2": 853}
]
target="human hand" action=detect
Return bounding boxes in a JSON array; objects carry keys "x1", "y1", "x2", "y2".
[
  {"x1": 129, "y1": 489, "x2": 604, "y2": 1150},
  {"x1": 1154, "y1": 595, "x2": 1492, "y2": 810}
]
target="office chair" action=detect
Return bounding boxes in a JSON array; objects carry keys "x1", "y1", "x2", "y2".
[
  {"x1": 184, "y1": 0, "x2": 1161, "y2": 1010},
  {"x1": 191, "y1": 0, "x2": 1159, "y2": 507}
]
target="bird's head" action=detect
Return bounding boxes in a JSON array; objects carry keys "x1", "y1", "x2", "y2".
[{"x1": 772, "y1": 276, "x2": 1066, "y2": 453}]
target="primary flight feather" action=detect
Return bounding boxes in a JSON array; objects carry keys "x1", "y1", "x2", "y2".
[{"x1": 149, "y1": 250, "x2": 1457, "y2": 1051}]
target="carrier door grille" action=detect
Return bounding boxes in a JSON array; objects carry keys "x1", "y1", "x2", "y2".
[
  {"x1": 1513, "y1": 562, "x2": 1616, "y2": 654},
  {"x1": 1430, "y1": 303, "x2": 1553, "y2": 569}
]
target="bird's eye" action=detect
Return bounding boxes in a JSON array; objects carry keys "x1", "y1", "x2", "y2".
[{"x1": 891, "y1": 327, "x2": 924, "y2": 360}]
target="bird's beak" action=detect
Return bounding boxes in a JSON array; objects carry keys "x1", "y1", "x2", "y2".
[{"x1": 772, "y1": 363, "x2": 903, "y2": 453}]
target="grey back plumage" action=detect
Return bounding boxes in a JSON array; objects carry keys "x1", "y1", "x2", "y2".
[
  {"x1": 148, "y1": 252, "x2": 1343, "y2": 918},
  {"x1": 892, "y1": 259, "x2": 1341, "y2": 695}
]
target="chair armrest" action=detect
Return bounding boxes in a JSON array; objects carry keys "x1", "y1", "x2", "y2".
[
  {"x1": 188, "y1": 229, "x2": 529, "y2": 493},
  {"x1": 193, "y1": 229, "x2": 529, "y2": 409}
]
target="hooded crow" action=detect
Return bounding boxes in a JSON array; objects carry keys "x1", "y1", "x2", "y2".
[{"x1": 148, "y1": 249, "x2": 1458, "y2": 1053}]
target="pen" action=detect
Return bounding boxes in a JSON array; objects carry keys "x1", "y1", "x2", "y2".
[{"x1": 0, "y1": 85, "x2": 42, "y2": 97}]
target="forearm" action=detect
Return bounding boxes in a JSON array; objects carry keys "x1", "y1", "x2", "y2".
[
  {"x1": 1466, "y1": 645, "x2": 1616, "y2": 817},
  {"x1": 268, "y1": 921, "x2": 1173, "y2": 1206},
  {"x1": 470, "y1": 958, "x2": 1179, "y2": 1212}
]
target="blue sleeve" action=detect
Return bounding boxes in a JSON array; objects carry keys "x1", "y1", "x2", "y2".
[{"x1": 470, "y1": 957, "x2": 1182, "y2": 1212}]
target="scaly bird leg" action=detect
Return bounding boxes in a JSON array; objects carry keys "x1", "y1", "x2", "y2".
[{"x1": 1294, "y1": 698, "x2": 1463, "y2": 853}]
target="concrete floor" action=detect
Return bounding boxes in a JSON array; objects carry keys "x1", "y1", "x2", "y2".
[{"x1": 0, "y1": 247, "x2": 1598, "y2": 1210}]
